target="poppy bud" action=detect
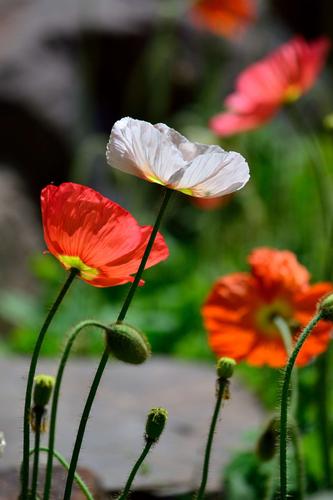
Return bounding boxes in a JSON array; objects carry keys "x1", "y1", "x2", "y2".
[
  {"x1": 256, "y1": 416, "x2": 279, "y2": 462},
  {"x1": 33, "y1": 375, "x2": 55, "y2": 409},
  {"x1": 145, "y1": 407, "x2": 168, "y2": 443},
  {"x1": 106, "y1": 322, "x2": 151, "y2": 365},
  {"x1": 216, "y1": 357, "x2": 236, "y2": 380},
  {"x1": 318, "y1": 293, "x2": 333, "y2": 321}
]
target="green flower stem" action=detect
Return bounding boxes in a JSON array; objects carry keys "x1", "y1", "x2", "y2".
[
  {"x1": 117, "y1": 188, "x2": 172, "y2": 322},
  {"x1": 21, "y1": 268, "x2": 78, "y2": 499},
  {"x1": 195, "y1": 378, "x2": 228, "y2": 500},
  {"x1": 117, "y1": 441, "x2": 153, "y2": 500},
  {"x1": 43, "y1": 320, "x2": 109, "y2": 500},
  {"x1": 29, "y1": 447, "x2": 93, "y2": 500},
  {"x1": 63, "y1": 188, "x2": 172, "y2": 500},
  {"x1": 289, "y1": 107, "x2": 333, "y2": 488},
  {"x1": 30, "y1": 409, "x2": 43, "y2": 499},
  {"x1": 279, "y1": 312, "x2": 323, "y2": 500},
  {"x1": 273, "y1": 316, "x2": 298, "y2": 415}
]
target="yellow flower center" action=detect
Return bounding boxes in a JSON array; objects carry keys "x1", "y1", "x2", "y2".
[
  {"x1": 283, "y1": 85, "x2": 302, "y2": 104},
  {"x1": 146, "y1": 174, "x2": 194, "y2": 196},
  {"x1": 178, "y1": 187, "x2": 193, "y2": 195},
  {"x1": 146, "y1": 174, "x2": 165, "y2": 186},
  {"x1": 255, "y1": 299, "x2": 293, "y2": 338},
  {"x1": 57, "y1": 255, "x2": 99, "y2": 281}
]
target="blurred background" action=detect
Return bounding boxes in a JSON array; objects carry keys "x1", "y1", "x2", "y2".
[{"x1": 1, "y1": 0, "x2": 333, "y2": 495}]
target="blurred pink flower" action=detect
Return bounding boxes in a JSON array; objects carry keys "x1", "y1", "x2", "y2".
[{"x1": 211, "y1": 36, "x2": 330, "y2": 136}]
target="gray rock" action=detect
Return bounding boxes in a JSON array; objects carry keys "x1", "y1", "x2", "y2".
[
  {"x1": 0, "y1": 168, "x2": 41, "y2": 293},
  {"x1": 0, "y1": 356, "x2": 264, "y2": 494},
  {"x1": 0, "y1": 0, "x2": 162, "y2": 132}
]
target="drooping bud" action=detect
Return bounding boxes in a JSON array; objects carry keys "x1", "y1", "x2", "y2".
[
  {"x1": 216, "y1": 357, "x2": 236, "y2": 380},
  {"x1": 106, "y1": 322, "x2": 151, "y2": 364},
  {"x1": 145, "y1": 407, "x2": 168, "y2": 443},
  {"x1": 33, "y1": 375, "x2": 55, "y2": 409},
  {"x1": 318, "y1": 293, "x2": 333, "y2": 321},
  {"x1": 256, "y1": 416, "x2": 279, "y2": 462}
]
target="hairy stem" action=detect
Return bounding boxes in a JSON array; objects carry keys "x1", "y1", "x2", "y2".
[
  {"x1": 273, "y1": 316, "x2": 298, "y2": 415},
  {"x1": 279, "y1": 312, "x2": 323, "y2": 499}
]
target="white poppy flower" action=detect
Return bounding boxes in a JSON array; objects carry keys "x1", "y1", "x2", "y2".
[{"x1": 106, "y1": 117, "x2": 250, "y2": 198}]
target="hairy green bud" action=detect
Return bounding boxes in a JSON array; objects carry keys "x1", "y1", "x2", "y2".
[
  {"x1": 318, "y1": 293, "x2": 333, "y2": 321},
  {"x1": 106, "y1": 322, "x2": 151, "y2": 364},
  {"x1": 216, "y1": 357, "x2": 236, "y2": 380},
  {"x1": 145, "y1": 407, "x2": 168, "y2": 443},
  {"x1": 33, "y1": 375, "x2": 55, "y2": 408}
]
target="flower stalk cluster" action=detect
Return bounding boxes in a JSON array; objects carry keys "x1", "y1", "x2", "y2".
[{"x1": 17, "y1": 95, "x2": 333, "y2": 500}]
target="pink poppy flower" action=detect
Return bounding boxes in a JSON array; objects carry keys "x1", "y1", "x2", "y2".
[{"x1": 210, "y1": 36, "x2": 330, "y2": 136}]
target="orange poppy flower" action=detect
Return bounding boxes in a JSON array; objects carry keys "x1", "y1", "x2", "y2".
[
  {"x1": 202, "y1": 248, "x2": 332, "y2": 367},
  {"x1": 211, "y1": 36, "x2": 330, "y2": 136},
  {"x1": 41, "y1": 183, "x2": 169, "y2": 287},
  {"x1": 191, "y1": 193, "x2": 233, "y2": 210},
  {"x1": 190, "y1": 0, "x2": 256, "y2": 38}
]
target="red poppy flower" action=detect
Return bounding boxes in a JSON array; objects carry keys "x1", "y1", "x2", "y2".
[
  {"x1": 190, "y1": 0, "x2": 256, "y2": 38},
  {"x1": 41, "y1": 183, "x2": 169, "y2": 287},
  {"x1": 210, "y1": 36, "x2": 330, "y2": 136},
  {"x1": 202, "y1": 248, "x2": 332, "y2": 367}
]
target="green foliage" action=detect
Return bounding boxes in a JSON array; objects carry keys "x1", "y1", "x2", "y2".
[{"x1": 224, "y1": 451, "x2": 273, "y2": 500}]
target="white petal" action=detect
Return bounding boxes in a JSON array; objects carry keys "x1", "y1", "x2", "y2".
[
  {"x1": 155, "y1": 123, "x2": 221, "y2": 161},
  {"x1": 176, "y1": 151, "x2": 250, "y2": 197},
  {"x1": 106, "y1": 117, "x2": 185, "y2": 184}
]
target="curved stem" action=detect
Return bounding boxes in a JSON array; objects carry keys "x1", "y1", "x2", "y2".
[
  {"x1": 30, "y1": 409, "x2": 43, "y2": 499},
  {"x1": 63, "y1": 188, "x2": 172, "y2": 499},
  {"x1": 29, "y1": 447, "x2": 93, "y2": 500},
  {"x1": 195, "y1": 378, "x2": 227, "y2": 500},
  {"x1": 117, "y1": 188, "x2": 172, "y2": 322},
  {"x1": 43, "y1": 320, "x2": 108, "y2": 500},
  {"x1": 21, "y1": 268, "x2": 77, "y2": 499},
  {"x1": 117, "y1": 441, "x2": 153, "y2": 500},
  {"x1": 273, "y1": 316, "x2": 298, "y2": 416},
  {"x1": 279, "y1": 312, "x2": 323, "y2": 500},
  {"x1": 288, "y1": 106, "x2": 333, "y2": 488}
]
